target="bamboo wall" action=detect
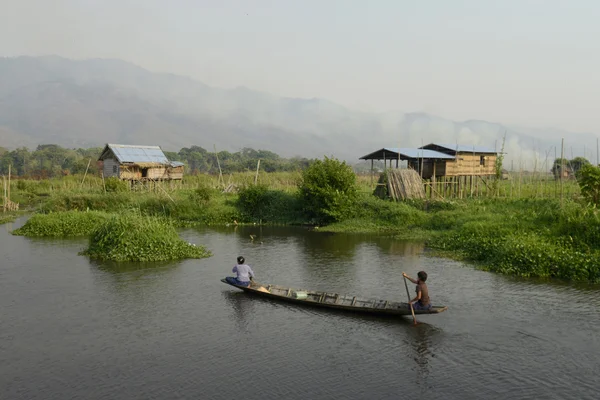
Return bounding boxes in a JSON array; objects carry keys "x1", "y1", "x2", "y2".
[
  {"x1": 447, "y1": 153, "x2": 497, "y2": 176},
  {"x1": 118, "y1": 165, "x2": 184, "y2": 181},
  {"x1": 409, "y1": 153, "x2": 497, "y2": 178},
  {"x1": 147, "y1": 166, "x2": 184, "y2": 180}
]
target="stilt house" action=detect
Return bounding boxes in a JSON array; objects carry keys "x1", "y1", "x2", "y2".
[
  {"x1": 360, "y1": 143, "x2": 498, "y2": 179},
  {"x1": 98, "y1": 144, "x2": 184, "y2": 181}
]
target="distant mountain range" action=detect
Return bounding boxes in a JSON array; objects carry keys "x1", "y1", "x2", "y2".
[{"x1": 1, "y1": 56, "x2": 598, "y2": 168}]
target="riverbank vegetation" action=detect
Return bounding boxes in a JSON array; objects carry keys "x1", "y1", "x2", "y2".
[
  {"x1": 13, "y1": 210, "x2": 110, "y2": 237},
  {"x1": 81, "y1": 212, "x2": 211, "y2": 262},
  {"x1": 3, "y1": 154, "x2": 599, "y2": 281}
]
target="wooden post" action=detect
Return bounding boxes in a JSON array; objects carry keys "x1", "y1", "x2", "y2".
[
  {"x1": 419, "y1": 141, "x2": 424, "y2": 179},
  {"x1": 81, "y1": 158, "x2": 91, "y2": 188},
  {"x1": 214, "y1": 145, "x2": 223, "y2": 186},
  {"x1": 101, "y1": 171, "x2": 106, "y2": 193},
  {"x1": 254, "y1": 159, "x2": 261, "y2": 184},
  {"x1": 560, "y1": 138, "x2": 564, "y2": 208},
  {"x1": 2, "y1": 175, "x2": 6, "y2": 213},
  {"x1": 370, "y1": 159, "x2": 374, "y2": 188},
  {"x1": 432, "y1": 163, "x2": 437, "y2": 199},
  {"x1": 8, "y1": 164, "x2": 11, "y2": 206}
]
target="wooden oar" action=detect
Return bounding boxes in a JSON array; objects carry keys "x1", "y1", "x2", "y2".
[{"x1": 403, "y1": 276, "x2": 418, "y2": 325}]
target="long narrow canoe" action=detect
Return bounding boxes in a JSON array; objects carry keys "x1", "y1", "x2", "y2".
[{"x1": 221, "y1": 278, "x2": 448, "y2": 316}]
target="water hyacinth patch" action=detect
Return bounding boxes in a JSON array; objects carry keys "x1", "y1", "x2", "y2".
[
  {"x1": 431, "y1": 230, "x2": 600, "y2": 283},
  {"x1": 81, "y1": 213, "x2": 212, "y2": 262},
  {"x1": 13, "y1": 210, "x2": 111, "y2": 237}
]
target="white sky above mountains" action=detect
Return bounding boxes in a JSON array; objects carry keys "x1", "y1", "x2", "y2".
[{"x1": 2, "y1": 0, "x2": 600, "y2": 164}]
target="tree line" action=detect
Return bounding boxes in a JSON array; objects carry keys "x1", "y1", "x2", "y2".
[
  {"x1": 0, "y1": 144, "x2": 316, "y2": 178},
  {"x1": 551, "y1": 156, "x2": 592, "y2": 178}
]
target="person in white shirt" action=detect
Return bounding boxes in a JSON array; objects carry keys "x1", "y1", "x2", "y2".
[{"x1": 225, "y1": 256, "x2": 255, "y2": 287}]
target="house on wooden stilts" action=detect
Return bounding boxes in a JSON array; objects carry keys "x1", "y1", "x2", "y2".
[
  {"x1": 98, "y1": 144, "x2": 184, "y2": 183},
  {"x1": 359, "y1": 143, "x2": 502, "y2": 199}
]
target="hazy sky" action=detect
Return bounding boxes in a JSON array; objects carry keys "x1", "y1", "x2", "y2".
[{"x1": 2, "y1": 0, "x2": 600, "y2": 133}]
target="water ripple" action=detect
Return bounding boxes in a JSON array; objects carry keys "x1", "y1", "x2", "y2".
[{"x1": 1, "y1": 223, "x2": 599, "y2": 399}]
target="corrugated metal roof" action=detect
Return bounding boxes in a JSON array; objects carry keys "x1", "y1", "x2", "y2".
[
  {"x1": 390, "y1": 148, "x2": 456, "y2": 159},
  {"x1": 106, "y1": 144, "x2": 169, "y2": 164},
  {"x1": 360, "y1": 147, "x2": 455, "y2": 160},
  {"x1": 421, "y1": 143, "x2": 497, "y2": 154}
]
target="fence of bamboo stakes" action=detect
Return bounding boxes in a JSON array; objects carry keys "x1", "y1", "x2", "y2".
[
  {"x1": 385, "y1": 169, "x2": 426, "y2": 200},
  {"x1": 2, "y1": 165, "x2": 19, "y2": 212}
]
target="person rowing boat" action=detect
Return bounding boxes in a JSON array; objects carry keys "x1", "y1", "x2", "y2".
[{"x1": 402, "y1": 271, "x2": 431, "y2": 311}]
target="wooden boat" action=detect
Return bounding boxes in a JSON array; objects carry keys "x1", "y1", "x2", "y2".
[{"x1": 221, "y1": 278, "x2": 448, "y2": 316}]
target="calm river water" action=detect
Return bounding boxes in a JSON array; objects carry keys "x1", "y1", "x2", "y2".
[{"x1": 1, "y1": 217, "x2": 599, "y2": 400}]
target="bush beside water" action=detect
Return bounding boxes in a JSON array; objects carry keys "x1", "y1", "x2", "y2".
[
  {"x1": 13, "y1": 211, "x2": 110, "y2": 237},
  {"x1": 81, "y1": 213, "x2": 212, "y2": 262}
]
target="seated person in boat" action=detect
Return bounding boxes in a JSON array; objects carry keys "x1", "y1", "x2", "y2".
[
  {"x1": 225, "y1": 256, "x2": 255, "y2": 287},
  {"x1": 402, "y1": 271, "x2": 431, "y2": 311}
]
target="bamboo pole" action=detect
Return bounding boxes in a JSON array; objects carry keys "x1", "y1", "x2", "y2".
[
  {"x1": 420, "y1": 139, "x2": 424, "y2": 179},
  {"x1": 560, "y1": 138, "x2": 564, "y2": 208},
  {"x1": 81, "y1": 158, "x2": 91, "y2": 188},
  {"x1": 471, "y1": 146, "x2": 475, "y2": 198},
  {"x1": 432, "y1": 162, "x2": 437, "y2": 199},
  {"x1": 254, "y1": 159, "x2": 261, "y2": 184},
  {"x1": 8, "y1": 164, "x2": 11, "y2": 205},
  {"x1": 554, "y1": 146, "x2": 557, "y2": 198},
  {"x1": 214, "y1": 145, "x2": 223, "y2": 186},
  {"x1": 2, "y1": 175, "x2": 6, "y2": 213}
]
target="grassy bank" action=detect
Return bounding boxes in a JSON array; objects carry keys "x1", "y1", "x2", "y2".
[
  {"x1": 7, "y1": 173, "x2": 599, "y2": 282},
  {"x1": 324, "y1": 197, "x2": 600, "y2": 282}
]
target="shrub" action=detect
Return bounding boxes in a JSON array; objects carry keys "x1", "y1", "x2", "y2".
[
  {"x1": 298, "y1": 156, "x2": 358, "y2": 224},
  {"x1": 104, "y1": 177, "x2": 129, "y2": 192},
  {"x1": 577, "y1": 164, "x2": 600, "y2": 205},
  {"x1": 237, "y1": 184, "x2": 270, "y2": 220},
  {"x1": 193, "y1": 185, "x2": 213, "y2": 204},
  {"x1": 237, "y1": 184, "x2": 302, "y2": 223}
]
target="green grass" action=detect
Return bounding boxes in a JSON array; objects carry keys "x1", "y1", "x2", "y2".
[
  {"x1": 12, "y1": 210, "x2": 111, "y2": 237},
  {"x1": 81, "y1": 212, "x2": 212, "y2": 262}
]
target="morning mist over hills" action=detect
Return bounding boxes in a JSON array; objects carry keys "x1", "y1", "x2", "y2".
[{"x1": 1, "y1": 55, "x2": 598, "y2": 170}]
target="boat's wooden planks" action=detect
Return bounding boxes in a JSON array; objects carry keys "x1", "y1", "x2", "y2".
[{"x1": 221, "y1": 278, "x2": 448, "y2": 316}]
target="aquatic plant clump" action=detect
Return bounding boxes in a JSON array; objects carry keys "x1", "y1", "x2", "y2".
[
  {"x1": 12, "y1": 211, "x2": 110, "y2": 237},
  {"x1": 82, "y1": 213, "x2": 212, "y2": 262}
]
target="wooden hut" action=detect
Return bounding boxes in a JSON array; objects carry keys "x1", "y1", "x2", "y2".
[
  {"x1": 419, "y1": 143, "x2": 498, "y2": 177},
  {"x1": 359, "y1": 143, "x2": 499, "y2": 179},
  {"x1": 98, "y1": 144, "x2": 184, "y2": 181}
]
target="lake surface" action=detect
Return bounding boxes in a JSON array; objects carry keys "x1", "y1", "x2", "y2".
[{"x1": 1, "y1": 217, "x2": 599, "y2": 400}]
